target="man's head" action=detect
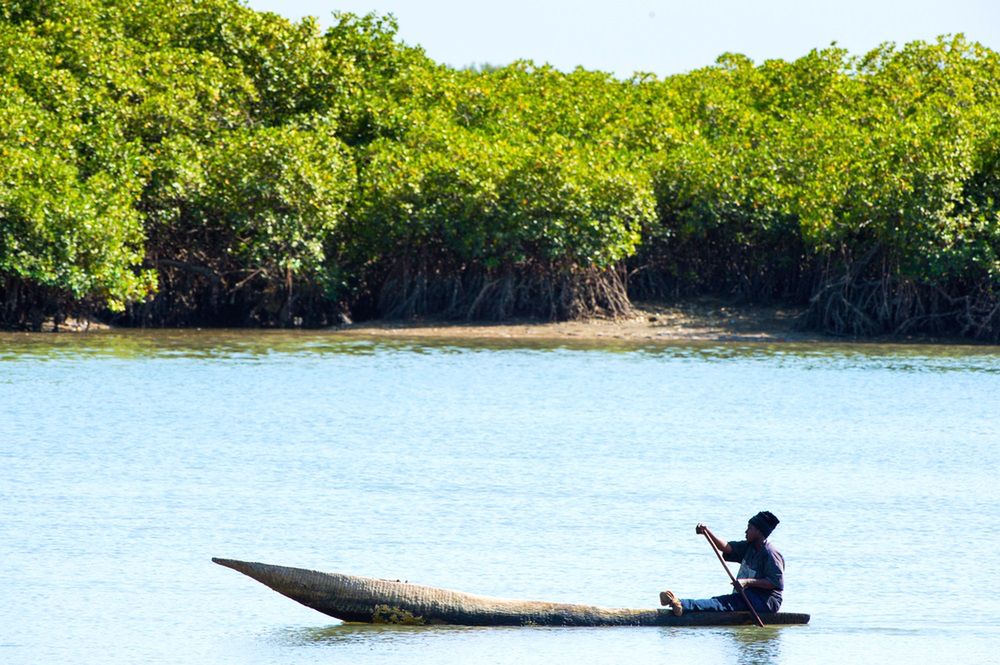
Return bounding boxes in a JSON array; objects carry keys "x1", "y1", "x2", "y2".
[{"x1": 746, "y1": 511, "x2": 780, "y2": 542}]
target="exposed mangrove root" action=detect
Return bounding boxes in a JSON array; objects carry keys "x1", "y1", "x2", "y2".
[
  {"x1": 376, "y1": 262, "x2": 633, "y2": 321},
  {"x1": 117, "y1": 257, "x2": 341, "y2": 328},
  {"x1": 628, "y1": 243, "x2": 1000, "y2": 342},
  {"x1": 804, "y1": 265, "x2": 1000, "y2": 341},
  {"x1": 626, "y1": 235, "x2": 813, "y2": 306},
  {"x1": 0, "y1": 277, "x2": 93, "y2": 331}
]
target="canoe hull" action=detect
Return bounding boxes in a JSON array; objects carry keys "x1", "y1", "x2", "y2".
[{"x1": 212, "y1": 558, "x2": 810, "y2": 627}]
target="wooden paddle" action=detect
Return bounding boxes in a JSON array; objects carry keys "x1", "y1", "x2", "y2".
[{"x1": 702, "y1": 532, "x2": 766, "y2": 628}]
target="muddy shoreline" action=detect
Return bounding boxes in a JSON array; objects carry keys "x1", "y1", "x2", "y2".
[
  {"x1": 18, "y1": 299, "x2": 996, "y2": 346},
  {"x1": 334, "y1": 300, "x2": 825, "y2": 344}
]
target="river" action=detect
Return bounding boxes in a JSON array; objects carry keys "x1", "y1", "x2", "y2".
[{"x1": 1, "y1": 331, "x2": 998, "y2": 664}]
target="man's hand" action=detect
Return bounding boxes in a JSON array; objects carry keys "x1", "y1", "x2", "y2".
[{"x1": 697, "y1": 523, "x2": 733, "y2": 555}]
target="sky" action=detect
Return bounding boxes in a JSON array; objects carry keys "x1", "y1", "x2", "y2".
[{"x1": 243, "y1": 0, "x2": 1000, "y2": 78}]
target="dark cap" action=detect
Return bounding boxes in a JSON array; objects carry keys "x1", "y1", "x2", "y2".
[{"x1": 749, "y1": 511, "x2": 780, "y2": 538}]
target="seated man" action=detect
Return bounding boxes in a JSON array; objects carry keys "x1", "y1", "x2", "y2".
[{"x1": 659, "y1": 511, "x2": 783, "y2": 616}]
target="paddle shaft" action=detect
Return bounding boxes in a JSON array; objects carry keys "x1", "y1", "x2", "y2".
[{"x1": 702, "y1": 532, "x2": 766, "y2": 628}]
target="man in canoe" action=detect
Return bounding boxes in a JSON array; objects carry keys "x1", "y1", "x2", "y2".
[{"x1": 659, "y1": 511, "x2": 783, "y2": 616}]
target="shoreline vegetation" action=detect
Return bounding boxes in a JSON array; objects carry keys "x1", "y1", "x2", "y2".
[{"x1": 2, "y1": 2, "x2": 999, "y2": 341}]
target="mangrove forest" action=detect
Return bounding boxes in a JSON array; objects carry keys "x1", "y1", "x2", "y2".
[{"x1": 2, "y1": 0, "x2": 999, "y2": 339}]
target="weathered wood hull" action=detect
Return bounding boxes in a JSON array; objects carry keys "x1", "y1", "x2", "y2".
[{"x1": 212, "y1": 558, "x2": 810, "y2": 627}]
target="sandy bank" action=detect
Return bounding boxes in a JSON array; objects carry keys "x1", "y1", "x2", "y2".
[{"x1": 335, "y1": 300, "x2": 823, "y2": 344}]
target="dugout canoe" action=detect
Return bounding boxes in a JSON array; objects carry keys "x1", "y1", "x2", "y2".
[{"x1": 212, "y1": 558, "x2": 810, "y2": 627}]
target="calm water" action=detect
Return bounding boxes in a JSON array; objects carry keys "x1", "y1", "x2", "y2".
[{"x1": 1, "y1": 331, "x2": 998, "y2": 664}]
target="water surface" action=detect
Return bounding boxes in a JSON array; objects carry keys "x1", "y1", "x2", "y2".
[{"x1": 2, "y1": 331, "x2": 998, "y2": 664}]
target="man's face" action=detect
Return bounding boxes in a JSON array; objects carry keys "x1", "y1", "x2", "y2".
[{"x1": 745, "y1": 522, "x2": 763, "y2": 543}]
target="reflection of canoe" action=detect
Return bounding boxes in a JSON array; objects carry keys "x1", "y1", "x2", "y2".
[{"x1": 212, "y1": 558, "x2": 810, "y2": 627}]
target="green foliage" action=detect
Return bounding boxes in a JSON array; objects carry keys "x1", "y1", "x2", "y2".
[
  {"x1": 788, "y1": 36, "x2": 1000, "y2": 284},
  {"x1": 353, "y1": 120, "x2": 651, "y2": 272},
  {"x1": 0, "y1": 13, "x2": 154, "y2": 312},
  {"x1": 194, "y1": 122, "x2": 352, "y2": 278},
  {"x1": 0, "y1": 2, "x2": 998, "y2": 335},
  {"x1": 0, "y1": 125, "x2": 154, "y2": 310}
]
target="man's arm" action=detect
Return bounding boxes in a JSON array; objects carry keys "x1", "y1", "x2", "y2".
[
  {"x1": 735, "y1": 578, "x2": 777, "y2": 590},
  {"x1": 695, "y1": 523, "x2": 732, "y2": 555}
]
